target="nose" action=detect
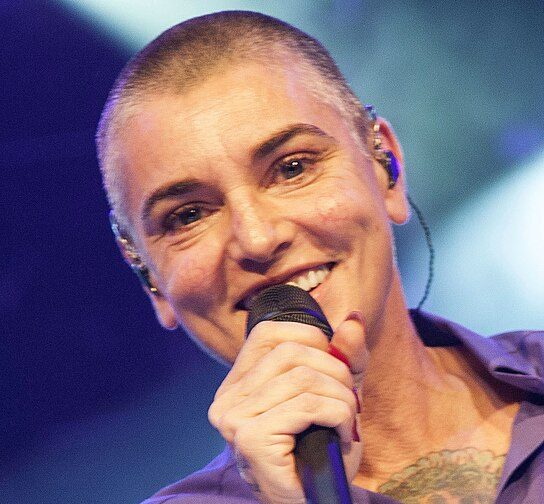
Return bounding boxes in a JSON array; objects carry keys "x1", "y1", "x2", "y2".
[{"x1": 226, "y1": 187, "x2": 293, "y2": 266}]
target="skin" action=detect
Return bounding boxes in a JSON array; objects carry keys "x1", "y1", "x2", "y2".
[{"x1": 113, "y1": 59, "x2": 520, "y2": 503}]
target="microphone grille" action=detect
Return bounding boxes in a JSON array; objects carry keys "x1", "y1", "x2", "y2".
[{"x1": 246, "y1": 284, "x2": 333, "y2": 340}]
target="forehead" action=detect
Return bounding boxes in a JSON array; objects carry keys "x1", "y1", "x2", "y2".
[
  {"x1": 126, "y1": 61, "x2": 341, "y2": 141},
  {"x1": 114, "y1": 61, "x2": 357, "y2": 225}
]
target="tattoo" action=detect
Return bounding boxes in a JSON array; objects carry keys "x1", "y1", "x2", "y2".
[{"x1": 378, "y1": 448, "x2": 505, "y2": 503}]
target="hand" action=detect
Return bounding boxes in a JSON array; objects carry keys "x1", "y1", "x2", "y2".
[{"x1": 208, "y1": 312, "x2": 367, "y2": 503}]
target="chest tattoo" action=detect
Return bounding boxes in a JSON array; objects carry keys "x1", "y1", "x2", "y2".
[{"x1": 377, "y1": 448, "x2": 505, "y2": 503}]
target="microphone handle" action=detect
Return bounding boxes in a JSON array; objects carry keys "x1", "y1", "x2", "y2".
[{"x1": 295, "y1": 425, "x2": 353, "y2": 504}]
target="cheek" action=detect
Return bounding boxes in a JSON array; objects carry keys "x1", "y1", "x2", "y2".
[
  {"x1": 161, "y1": 242, "x2": 223, "y2": 309},
  {"x1": 316, "y1": 195, "x2": 341, "y2": 221},
  {"x1": 174, "y1": 255, "x2": 211, "y2": 288},
  {"x1": 315, "y1": 192, "x2": 362, "y2": 223},
  {"x1": 308, "y1": 180, "x2": 374, "y2": 226},
  {"x1": 291, "y1": 176, "x2": 390, "y2": 253}
]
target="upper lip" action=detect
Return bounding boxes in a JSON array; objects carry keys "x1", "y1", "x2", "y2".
[{"x1": 235, "y1": 262, "x2": 335, "y2": 310}]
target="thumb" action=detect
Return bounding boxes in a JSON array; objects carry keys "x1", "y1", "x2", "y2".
[{"x1": 328, "y1": 311, "x2": 368, "y2": 385}]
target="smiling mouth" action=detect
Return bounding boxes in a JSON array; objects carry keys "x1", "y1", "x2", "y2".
[{"x1": 237, "y1": 262, "x2": 335, "y2": 310}]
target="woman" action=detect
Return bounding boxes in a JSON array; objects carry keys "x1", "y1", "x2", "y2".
[{"x1": 97, "y1": 11, "x2": 544, "y2": 503}]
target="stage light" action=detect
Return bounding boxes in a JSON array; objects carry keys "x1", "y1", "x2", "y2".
[
  {"x1": 406, "y1": 149, "x2": 544, "y2": 334},
  {"x1": 57, "y1": 0, "x2": 312, "y2": 50}
]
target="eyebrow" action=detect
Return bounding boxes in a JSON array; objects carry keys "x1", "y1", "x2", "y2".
[
  {"x1": 254, "y1": 123, "x2": 335, "y2": 160},
  {"x1": 141, "y1": 123, "x2": 334, "y2": 224}
]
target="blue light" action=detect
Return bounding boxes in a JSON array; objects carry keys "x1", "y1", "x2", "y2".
[
  {"x1": 406, "y1": 150, "x2": 544, "y2": 334},
  {"x1": 57, "y1": 0, "x2": 315, "y2": 50}
]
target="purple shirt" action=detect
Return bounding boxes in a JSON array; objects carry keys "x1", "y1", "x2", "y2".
[{"x1": 141, "y1": 311, "x2": 544, "y2": 503}]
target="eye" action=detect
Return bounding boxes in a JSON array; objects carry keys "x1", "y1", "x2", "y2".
[
  {"x1": 279, "y1": 159, "x2": 305, "y2": 180},
  {"x1": 266, "y1": 154, "x2": 321, "y2": 189},
  {"x1": 163, "y1": 205, "x2": 205, "y2": 233}
]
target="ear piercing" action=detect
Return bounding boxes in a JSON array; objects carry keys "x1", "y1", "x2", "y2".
[
  {"x1": 109, "y1": 211, "x2": 159, "y2": 294},
  {"x1": 364, "y1": 105, "x2": 400, "y2": 188}
]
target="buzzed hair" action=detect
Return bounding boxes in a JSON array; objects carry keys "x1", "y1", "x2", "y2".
[{"x1": 96, "y1": 10, "x2": 370, "y2": 236}]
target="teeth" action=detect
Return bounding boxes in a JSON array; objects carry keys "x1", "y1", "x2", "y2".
[
  {"x1": 285, "y1": 264, "x2": 331, "y2": 291},
  {"x1": 241, "y1": 264, "x2": 333, "y2": 310}
]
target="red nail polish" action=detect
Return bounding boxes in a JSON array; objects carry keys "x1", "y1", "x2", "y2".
[
  {"x1": 353, "y1": 387, "x2": 361, "y2": 414},
  {"x1": 352, "y1": 419, "x2": 360, "y2": 442},
  {"x1": 328, "y1": 343, "x2": 351, "y2": 368}
]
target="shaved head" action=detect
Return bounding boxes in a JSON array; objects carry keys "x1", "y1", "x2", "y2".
[{"x1": 96, "y1": 11, "x2": 370, "y2": 236}]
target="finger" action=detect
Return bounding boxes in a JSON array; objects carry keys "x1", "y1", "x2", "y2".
[
  {"x1": 329, "y1": 310, "x2": 368, "y2": 384},
  {"x1": 213, "y1": 339, "x2": 352, "y2": 405},
  {"x1": 233, "y1": 394, "x2": 363, "y2": 502},
  {"x1": 218, "y1": 321, "x2": 329, "y2": 392},
  {"x1": 235, "y1": 393, "x2": 357, "y2": 458},
  {"x1": 212, "y1": 365, "x2": 357, "y2": 442}
]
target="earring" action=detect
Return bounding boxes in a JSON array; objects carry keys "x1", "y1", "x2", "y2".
[
  {"x1": 382, "y1": 150, "x2": 400, "y2": 189},
  {"x1": 109, "y1": 211, "x2": 159, "y2": 295},
  {"x1": 364, "y1": 105, "x2": 400, "y2": 188}
]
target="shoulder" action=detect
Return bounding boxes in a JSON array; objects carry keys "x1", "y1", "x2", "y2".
[
  {"x1": 139, "y1": 445, "x2": 256, "y2": 503},
  {"x1": 491, "y1": 328, "x2": 544, "y2": 362},
  {"x1": 489, "y1": 329, "x2": 544, "y2": 393}
]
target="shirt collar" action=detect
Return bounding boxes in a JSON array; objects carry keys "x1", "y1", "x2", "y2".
[{"x1": 410, "y1": 310, "x2": 544, "y2": 395}]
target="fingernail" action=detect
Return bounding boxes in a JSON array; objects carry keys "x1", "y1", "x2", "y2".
[
  {"x1": 345, "y1": 310, "x2": 365, "y2": 327},
  {"x1": 352, "y1": 419, "x2": 360, "y2": 442},
  {"x1": 353, "y1": 387, "x2": 361, "y2": 414},
  {"x1": 328, "y1": 343, "x2": 351, "y2": 368}
]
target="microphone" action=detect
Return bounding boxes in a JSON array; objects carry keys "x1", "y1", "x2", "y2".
[{"x1": 246, "y1": 284, "x2": 353, "y2": 504}]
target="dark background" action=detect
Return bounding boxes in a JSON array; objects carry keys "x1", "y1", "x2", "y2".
[{"x1": 2, "y1": 1, "x2": 543, "y2": 503}]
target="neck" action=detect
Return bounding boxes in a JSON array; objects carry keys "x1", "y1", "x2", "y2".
[{"x1": 356, "y1": 273, "x2": 520, "y2": 488}]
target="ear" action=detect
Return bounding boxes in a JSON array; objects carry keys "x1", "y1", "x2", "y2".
[
  {"x1": 147, "y1": 289, "x2": 178, "y2": 331},
  {"x1": 110, "y1": 217, "x2": 179, "y2": 331},
  {"x1": 372, "y1": 117, "x2": 410, "y2": 225}
]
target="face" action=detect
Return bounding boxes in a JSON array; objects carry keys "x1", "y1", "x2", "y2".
[{"x1": 114, "y1": 60, "x2": 407, "y2": 364}]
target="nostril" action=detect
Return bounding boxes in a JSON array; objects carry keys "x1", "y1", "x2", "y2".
[
  {"x1": 238, "y1": 257, "x2": 276, "y2": 274},
  {"x1": 275, "y1": 241, "x2": 291, "y2": 255}
]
